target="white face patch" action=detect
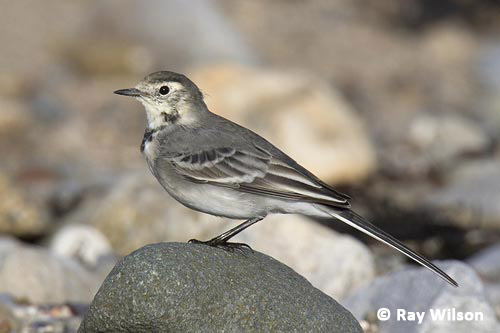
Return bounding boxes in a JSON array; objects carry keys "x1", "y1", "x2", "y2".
[
  {"x1": 168, "y1": 82, "x2": 184, "y2": 91},
  {"x1": 139, "y1": 98, "x2": 171, "y2": 128},
  {"x1": 138, "y1": 82, "x2": 201, "y2": 129}
]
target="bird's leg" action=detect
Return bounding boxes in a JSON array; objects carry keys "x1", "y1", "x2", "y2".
[{"x1": 189, "y1": 217, "x2": 264, "y2": 252}]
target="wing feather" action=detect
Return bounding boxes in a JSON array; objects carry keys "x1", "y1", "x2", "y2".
[{"x1": 168, "y1": 146, "x2": 350, "y2": 208}]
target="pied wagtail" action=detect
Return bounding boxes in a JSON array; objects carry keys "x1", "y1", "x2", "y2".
[{"x1": 114, "y1": 71, "x2": 458, "y2": 287}]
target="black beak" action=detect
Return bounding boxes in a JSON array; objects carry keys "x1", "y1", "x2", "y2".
[{"x1": 113, "y1": 88, "x2": 143, "y2": 97}]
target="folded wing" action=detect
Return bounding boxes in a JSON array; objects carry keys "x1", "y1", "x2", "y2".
[{"x1": 168, "y1": 145, "x2": 350, "y2": 208}]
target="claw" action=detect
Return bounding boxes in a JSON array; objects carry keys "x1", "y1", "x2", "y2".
[{"x1": 188, "y1": 239, "x2": 253, "y2": 253}]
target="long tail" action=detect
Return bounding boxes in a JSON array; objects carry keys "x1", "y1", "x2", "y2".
[{"x1": 323, "y1": 208, "x2": 458, "y2": 287}]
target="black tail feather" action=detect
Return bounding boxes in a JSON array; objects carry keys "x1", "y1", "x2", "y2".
[{"x1": 327, "y1": 209, "x2": 458, "y2": 287}]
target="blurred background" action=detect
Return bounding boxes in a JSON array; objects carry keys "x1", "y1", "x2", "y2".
[{"x1": 1, "y1": 0, "x2": 500, "y2": 331}]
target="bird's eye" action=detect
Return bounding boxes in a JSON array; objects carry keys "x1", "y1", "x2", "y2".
[{"x1": 159, "y1": 86, "x2": 170, "y2": 95}]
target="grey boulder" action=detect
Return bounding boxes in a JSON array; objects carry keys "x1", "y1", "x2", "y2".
[{"x1": 79, "y1": 242, "x2": 362, "y2": 333}]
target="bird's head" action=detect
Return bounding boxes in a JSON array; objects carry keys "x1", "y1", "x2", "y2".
[{"x1": 114, "y1": 71, "x2": 206, "y2": 129}]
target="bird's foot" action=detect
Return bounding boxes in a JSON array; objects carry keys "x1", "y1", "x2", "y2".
[{"x1": 188, "y1": 238, "x2": 253, "y2": 253}]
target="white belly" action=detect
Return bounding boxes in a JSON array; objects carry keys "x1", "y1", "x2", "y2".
[{"x1": 163, "y1": 179, "x2": 265, "y2": 219}]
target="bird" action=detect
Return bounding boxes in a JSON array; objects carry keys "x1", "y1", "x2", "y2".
[{"x1": 114, "y1": 70, "x2": 458, "y2": 287}]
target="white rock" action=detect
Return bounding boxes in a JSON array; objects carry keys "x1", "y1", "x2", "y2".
[{"x1": 49, "y1": 224, "x2": 113, "y2": 267}]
